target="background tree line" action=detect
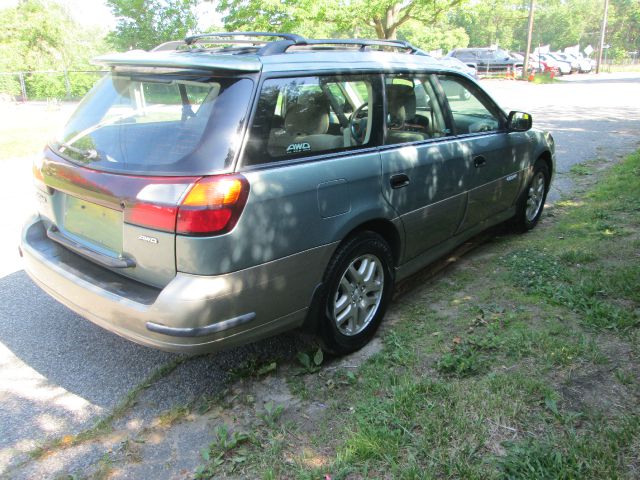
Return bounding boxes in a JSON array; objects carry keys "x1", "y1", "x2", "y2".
[{"x1": 0, "y1": 0, "x2": 638, "y2": 99}]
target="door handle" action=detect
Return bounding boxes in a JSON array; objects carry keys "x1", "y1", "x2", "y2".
[
  {"x1": 473, "y1": 155, "x2": 487, "y2": 168},
  {"x1": 390, "y1": 173, "x2": 410, "y2": 189}
]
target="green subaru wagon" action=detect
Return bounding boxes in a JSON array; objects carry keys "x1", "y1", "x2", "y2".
[{"x1": 21, "y1": 33, "x2": 555, "y2": 355}]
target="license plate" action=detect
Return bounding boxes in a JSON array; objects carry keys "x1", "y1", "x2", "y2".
[{"x1": 64, "y1": 195, "x2": 123, "y2": 254}]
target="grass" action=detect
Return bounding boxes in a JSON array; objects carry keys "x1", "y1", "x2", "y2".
[
  {"x1": 0, "y1": 101, "x2": 75, "y2": 160},
  {"x1": 529, "y1": 72, "x2": 560, "y2": 84},
  {"x1": 213, "y1": 150, "x2": 640, "y2": 479},
  {"x1": 603, "y1": 64, "x2": 640, "y2": 73}
]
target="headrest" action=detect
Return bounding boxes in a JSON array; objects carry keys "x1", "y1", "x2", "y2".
[
  {"x1": 284, "y1": 91, "x2": 330, "y2": 136},
  {"x1": 386, "y1": 83, "x2": 416, "y2": 127}
]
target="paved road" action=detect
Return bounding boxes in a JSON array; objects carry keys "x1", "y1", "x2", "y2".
[
  {"x1": 483, "y1": 73, "x2": 640, "y2": 199},
  {"x1": 1, "y1": 73, "x2": 639, "y2": 475}
]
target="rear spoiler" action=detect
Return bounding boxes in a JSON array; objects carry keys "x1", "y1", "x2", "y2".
[{"x1": 93, "y1": 50, "x2": 262, "y2": 73}]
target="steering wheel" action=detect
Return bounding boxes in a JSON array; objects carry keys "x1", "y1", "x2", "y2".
[{"x1": 349, "y1": 103, "x2": 369, "y2": 145}]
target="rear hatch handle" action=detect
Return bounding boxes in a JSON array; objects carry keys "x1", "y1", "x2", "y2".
[{"x1": 47, "y1": 226, "x2": 136, "y2": 269}]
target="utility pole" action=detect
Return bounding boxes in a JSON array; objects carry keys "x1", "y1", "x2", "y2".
[
  {"x1": 523, "y1": 0, "x2": 536, "y2": 78},
  {"x1": 596, "y1": 0, "x2": 609, "y2": 74}
]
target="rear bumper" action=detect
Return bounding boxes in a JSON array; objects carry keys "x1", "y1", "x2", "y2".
[{"x1": 21, "y1": 216, "x2": 335, "y2": 354}]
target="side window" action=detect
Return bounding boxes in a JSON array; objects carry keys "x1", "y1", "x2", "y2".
[
  {"x1": 242, "y1": 75, "x2": 377, "y2": 165},
  {"x1": 384, "y1": 74, "x2": 447, "y2": 146},
  {"x1": 437, "y1": 75, "x2": 501, "y2": 134}
]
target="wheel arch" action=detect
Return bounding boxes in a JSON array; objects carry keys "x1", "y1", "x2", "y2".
[
  {"x1": 537, "y1": 150, "x2": 554, "y2": 184},
  {"x1": 300, "y1": 217, "x2": 402, "y2": 334},
  {"x1": 339, "y1": 218, "x2": 402, "y2": 267}
]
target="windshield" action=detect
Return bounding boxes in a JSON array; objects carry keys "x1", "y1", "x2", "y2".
[{"x1": 51, "y1": 73, "x2": 254, "y2": 175}]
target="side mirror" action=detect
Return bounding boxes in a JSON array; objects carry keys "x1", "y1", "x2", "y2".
[{"x1": 507, "y1": 111, "x2": 532, "y2": 132}]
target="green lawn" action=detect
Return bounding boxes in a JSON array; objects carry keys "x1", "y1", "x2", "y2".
[
  {"x1": 0, "y1": 102, "x2": 74, "y2": 160},
  {"x1": 193, "y1": 151, "x2": 640, "y2": 479}
]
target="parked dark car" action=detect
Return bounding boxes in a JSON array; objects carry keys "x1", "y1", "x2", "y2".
[{"x1": 447, "y1": 48, "x2": 523, "y2": 76}]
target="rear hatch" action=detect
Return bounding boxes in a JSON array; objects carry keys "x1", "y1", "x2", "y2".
[{"x1": 35, "y1": 68, "x2": 255, "y2": 288}]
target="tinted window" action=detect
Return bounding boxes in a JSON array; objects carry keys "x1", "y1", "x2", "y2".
[
  {"x1": 437, "y1": 75, "x2": 501, "y2": 134},
  {"x1": 52, "y1": 74, "x2": 254, "y2": 175},
  {"x1": 243, "y1": 75, "x2": 379, "y2": 165},
  {"x1": 384, "y1": 74, "x2": 447, "y2": 145},
  {"x1": 454, "y1": 51, "x2": 476, "y2": 61}
]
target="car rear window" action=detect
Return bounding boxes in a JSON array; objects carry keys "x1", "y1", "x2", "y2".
[{"x1": 51, "y1": 73, "x2": 254, "y2": 175}]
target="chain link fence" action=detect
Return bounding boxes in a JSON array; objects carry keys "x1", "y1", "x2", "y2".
[{"x1": 0, "y1": 70, "x2": 107, "y2": 102}]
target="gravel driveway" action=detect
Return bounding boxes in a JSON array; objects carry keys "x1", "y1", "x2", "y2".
[{"x1": 1, "y1": 73, "x2": 639, "y2": 477}]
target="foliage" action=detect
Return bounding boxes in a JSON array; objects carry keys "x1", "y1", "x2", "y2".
[
  {"x1": 0, "y1": 0, "x2": 108, "y2": 99},
  {"x1": 296, "y1": 348, "x2": 324, "y2": 373},
  {"x1": 217, "y1": 0, "x2": 466, "y2": 40},
  {"x1": 397, "y1": 19, "x2": 469, "y2": 53},
  {"x1": 218, "y1": 0, "x2": 639, "y2": 57},
  {"x1": 607, "y1": 0, "x2": 640, "y2": 59},
  {"x1": 0, "y1": 0, "x2": 107, "y2": 71},
  {"x1": 106, "y1": 0, "x2": 199, "y2": 51}
]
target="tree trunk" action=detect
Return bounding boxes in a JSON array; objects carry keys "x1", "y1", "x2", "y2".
[{"x1": 372, "y1": 2, "x2": 413, "y2": 39}]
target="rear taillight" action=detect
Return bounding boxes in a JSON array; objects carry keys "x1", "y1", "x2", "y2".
[
  {"x1": 33, "y1": 160, "x2": 48, "y2": 192},
  {"x1": 124, "y1": 174, "x2": 249, "y2": 236},
  {"x1": 126, "y1": 202, "x2": 178, "y2": 232},
  {"x1": 177, "y1": 175, "x2": 249, "y2": 235}
]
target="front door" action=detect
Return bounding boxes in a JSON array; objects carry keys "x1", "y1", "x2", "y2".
[
  {"x1": 380, "y1": 74, "x2": 467, "y2": 263},
  {"x1": 435, "y1": 74, "x2": 528, "y2": 232}
]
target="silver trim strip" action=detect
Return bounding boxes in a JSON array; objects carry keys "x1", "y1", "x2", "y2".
[{"x1": 145, "y1": 312, "x2": 256, "y2": 337}]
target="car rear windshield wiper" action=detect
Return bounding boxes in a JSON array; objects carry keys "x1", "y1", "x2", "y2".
[{"x1": 57, "y1": 142, "x2": 100, "y2": 161}]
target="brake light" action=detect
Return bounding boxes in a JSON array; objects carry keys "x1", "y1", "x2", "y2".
[
  {"x1": 126, "y1": 202, "x2": 178, "y2": 232},
  {"x1": 33, "y1": 160, "x2": 48, "y2": 192},
  {"x1": 176, "y1": 175, "x2": 249, "y2": 235},
  {"x1": 124, "y1": 174, "x2": 249, "y2": 236}
]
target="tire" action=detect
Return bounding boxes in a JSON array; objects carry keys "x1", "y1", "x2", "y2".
[
  {"x1": 317, "y1": 232, "x2": 395, "y2": 355},
  {"x1": 510, "y1": 160, "x2": 550, "y2": 232}
]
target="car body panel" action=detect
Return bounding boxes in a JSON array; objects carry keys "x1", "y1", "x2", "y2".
[
  {"x1": 34, "y1": 150, "x2": 187, "y2": 287},
  {"x1": 22, "y1": 216, "x2": 335, "y2": 354},
  {"x1": 177, "y1": 149, "x2": 397, "y2": 275},
  {"x1": 380, "y1": 139, "x2": 468, "y2": 260}
]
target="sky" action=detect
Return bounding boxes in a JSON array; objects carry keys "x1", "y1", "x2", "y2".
[{"x1": 0, "y1": 0, "x2": 220, "y2": 31}]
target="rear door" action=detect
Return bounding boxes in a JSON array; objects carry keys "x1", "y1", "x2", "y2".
[
  {"x1": 380, "y1": 73, "x2": 467, "y2": 262},
  {"x1": 435, "y1": 74, "x2": 528, "y2": 232}
]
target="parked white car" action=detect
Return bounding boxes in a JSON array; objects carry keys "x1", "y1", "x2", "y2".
[
  {"x1": 565, "y1": 53, "x2": 593, "y2": 73},
  {"x1": 540, "y1": 54, "x2": 571, "y2": 75}
]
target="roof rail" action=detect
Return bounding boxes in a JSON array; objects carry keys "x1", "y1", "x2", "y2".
[
  {"x1": 287, "y1": 38, "x2": 418, "y2": 54},
  {"x1": 184, "y1": 32, "x2": 306, "y2": 46}
]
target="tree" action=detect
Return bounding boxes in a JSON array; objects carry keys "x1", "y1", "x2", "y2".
[
  {"x1": 608, "y1": 0, "x2": 640, "y2": 58},
  {"x1": 398, "y1": 20, "x2": 469, "y2": 53},
  {"x1": 0, "y1": 0, "x2": 107, "y2": 71},
  {"x1": 0, "y1": 0, "x2": 108, "y2": 98},
  {"x1": 217, "y1": 0, "x2": 467, "y2": 40},
  {"x1": 106, "y1": 0, "x2": 199, "y2": 51}
]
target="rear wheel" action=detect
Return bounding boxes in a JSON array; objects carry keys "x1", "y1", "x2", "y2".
[
  {"x1": 510, "y1": 160, "x2": 550, "y2": 232},
  {"x1": 318, "y1": 232, "x2": 394, "y2": 355}
]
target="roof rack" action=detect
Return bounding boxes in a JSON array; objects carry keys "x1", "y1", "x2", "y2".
[
  {"x1": 156, "y1": 32, "x2": 419, "y2": 57},
  {"x1": 184, "y1": 32, "x2": 306, "y2": 46}
]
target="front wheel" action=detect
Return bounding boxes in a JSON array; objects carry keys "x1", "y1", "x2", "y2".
[
  {"x1": 510, "y1": 160, "x2": 550, "y2": 232},
  {"x1": 318, "y1": 232, "x2": 394, "y2": 355}
]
